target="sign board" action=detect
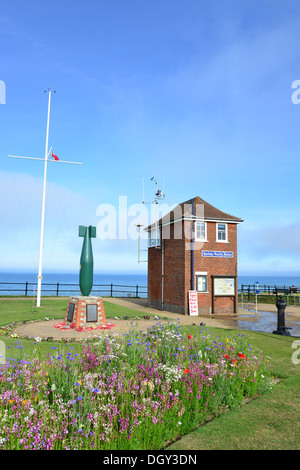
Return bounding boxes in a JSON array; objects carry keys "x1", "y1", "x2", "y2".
[
  {"x1": 188, "y1": 290, "x2": 198, "y2": 316},
  {"x1": 214, "y1": 278, "x2": 235, "y2": 296},
  {"x1": 202, "y1": 251, "x2": 233, "y2": 258}
]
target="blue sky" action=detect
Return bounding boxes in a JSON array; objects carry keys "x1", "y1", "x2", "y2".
[{"x1": 1, "y1": 0, "x2": 300, "y2": 275}]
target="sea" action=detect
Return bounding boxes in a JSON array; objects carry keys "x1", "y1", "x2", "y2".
[
  {"x1": 0, "y1": 271, "x2": 299, "y2": 297},
  {"x1": 0, "y1": 272, "x2": 148, "y2": 297}
]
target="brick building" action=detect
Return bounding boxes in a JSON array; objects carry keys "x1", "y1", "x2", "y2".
[{"x1": 146, "y1": 196, "x2": 243, "y2": 315}]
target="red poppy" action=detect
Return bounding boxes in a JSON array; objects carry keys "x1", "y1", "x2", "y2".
[
  {"x1": 238, "y1": 353, "x2": 246, "y2": 359},
  {"x1": 184, "y1": 369, "x2": 191, "y2": 374},
  {"x1": 187, "y1": 335, "x2": 192, "y2": 340}
]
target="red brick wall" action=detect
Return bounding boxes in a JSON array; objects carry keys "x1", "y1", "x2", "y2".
[
  {"x1": 163, "y1": 222, "x2": 186, "y2": 312},
  {"x1": 148, "y1": 221, "x2": 186, "y2": 313},
  {"x1": 147, "y1": 244, "x2": 162, "y2": 309},
  {"x1": 191, "y1": 222, "x2": 238, "y2": 314},
  {"x1": 147, "y1": 220, "x2": 239, "y2": 315}
]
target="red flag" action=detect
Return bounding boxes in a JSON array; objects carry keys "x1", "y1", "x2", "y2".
[{"x1": 51, "y1": 151, "x2": 59, "y2": 161}]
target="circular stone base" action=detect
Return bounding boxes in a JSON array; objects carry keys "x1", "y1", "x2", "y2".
[{"x1": 12, "y1": 317, "x2": 161, "y2": 341}]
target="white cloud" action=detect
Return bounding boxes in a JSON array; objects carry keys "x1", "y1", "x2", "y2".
[
  {"x1": 0, "y1": 170, "x2": 95, "y2": 271},
  {"x1": 0, "y1": 170, "x2": 147, "y2": 273},
  {"x1": 163, "y1": 21, "x2": 300, "y2": 115}
]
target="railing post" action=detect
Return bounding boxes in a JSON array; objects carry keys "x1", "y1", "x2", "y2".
[
  {"x1": 136, "y1": 285, "x2": 138, "y2": 297},
  {"x1": 110, "y1": 283, "x2": 113, "y2": 297},
  {"x1": 56, "y1": 283, "x2": 59, "y2": 296},
  {"x1": 25, "y1": 281, "x2": 28, "y2": 296}
]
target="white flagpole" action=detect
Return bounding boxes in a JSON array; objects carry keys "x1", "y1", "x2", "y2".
[
  {"x1": 37, "y1": 87, "x2": 52, "y2": 307},
  {"x1": 8, "y1": 87, "x2": 83, "y2": 307}
]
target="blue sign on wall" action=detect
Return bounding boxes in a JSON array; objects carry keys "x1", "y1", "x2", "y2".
[{"x1": 202, "y1": 251, "x2": 233, "y2": 258}]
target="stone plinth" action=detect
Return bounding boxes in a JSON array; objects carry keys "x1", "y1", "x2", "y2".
[{"x1": 64, "y1": 296, "x2": 107, "y2": 331}]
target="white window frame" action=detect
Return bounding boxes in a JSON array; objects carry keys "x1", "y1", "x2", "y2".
[
  {"x1": 148, "y1": 226, "x2": 161, "y2": 247},
  {"x1": 216, "y1": 223, "x2": 228, "y2": 242},
  {"x1": 195, "y1": 221, "x2": 207, "y2": 242},
  {"x1": 195, "y1": 271, "x2": 209, "y2": 293}
]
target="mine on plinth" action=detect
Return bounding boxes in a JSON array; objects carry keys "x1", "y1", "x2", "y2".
[
  {"x1": 65, "y1": 296, "x2": 107, "y2": 331},
  {"x1": 62, "y1": 224, "x2": 109, "y2": 332}
]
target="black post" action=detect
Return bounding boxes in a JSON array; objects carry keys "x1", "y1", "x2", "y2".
[
  {"x1": 136, "y1": 285, "x2": 138, "y2": 297},
  {"x1": 25, "y1": 281, "x2": 28, "y2": 296},
  {"x1": 273, "y1": 295, "x2": 291, "y2": 336},
  {"x1": 56, "y1": 283, "x2": 59, "y2": 296},
  {"x1": 110, "y1": 283, "x2": 113, "y2": 297}
]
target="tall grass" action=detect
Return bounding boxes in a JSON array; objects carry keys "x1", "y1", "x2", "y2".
[{"x1": 0, "y1": 320, "x2": 272, "y2": 450}]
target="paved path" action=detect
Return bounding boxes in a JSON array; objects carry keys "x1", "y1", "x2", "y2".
[
  {"x1": 104, "y1": 297, "x2": 255, "y2": 329},
  {"x1": 104, "y1": 297, "x2": 300, "y2": 334},
  {"x1": 11, "y1": 297, "x2": 300, "y2": 340}
]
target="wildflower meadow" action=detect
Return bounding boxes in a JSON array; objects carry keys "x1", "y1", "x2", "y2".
[{"x1": 0, "y1": 320, "x2": 272, "y2": 450}]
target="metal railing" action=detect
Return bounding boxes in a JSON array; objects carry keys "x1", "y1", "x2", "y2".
[
  {"x1": 0, "y1": 282, "x2": 147, "y2": 298},
  {"x1": 239, "y1": 284, "x2": 299, "y2": 295},
  {"x1": 239, "y1": 284, "x2": 300, "y2": 307}
]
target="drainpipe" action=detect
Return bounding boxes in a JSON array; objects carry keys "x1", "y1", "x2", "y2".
[
  {"x1": 191, "y1": 198, "x2": 194, "y2": 291},
  {"x1": 161, "y1": 224, "x2": 164, "y2": 310}
]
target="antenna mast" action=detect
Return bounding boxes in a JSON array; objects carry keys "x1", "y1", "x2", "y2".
[{"x1": 138, "y1": 177, "x2": 165, "y2": 262}]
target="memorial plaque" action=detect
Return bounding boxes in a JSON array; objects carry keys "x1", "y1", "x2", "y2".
[
  {"x1": 67, "y1": 303, "x2": 75, "y2": 322},
  {"x1": 86, "y1": 304, "x2": 98, "y2": 322}
]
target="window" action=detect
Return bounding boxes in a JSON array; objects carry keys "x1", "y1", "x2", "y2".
[
  {"x1": 195, "y1": 272, "x2": 208, "y2": 292},
  {"x1": 195, "y1": 222, "x2": 207, "y2": 241},
  {"x1": 149, "y1": 227, "x2": 161, "y2": 247},
  {"x1": 217, "y1": 223, "x2": 228, "y2": 242}
]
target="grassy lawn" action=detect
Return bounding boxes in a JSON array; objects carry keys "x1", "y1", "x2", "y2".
[
  {"x1": 167, "y1": 330, "x2": 300, "y2": 450},
  {"x1": 0, "y1": 297, "x2": 299, "y2": 450},
  {"x1": 0, "y1": 297, "x2": 155, "y2": 327}
]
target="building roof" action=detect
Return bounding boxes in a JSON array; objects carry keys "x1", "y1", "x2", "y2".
[{"x1": 146, "y1": 196, "x2": 243, "y2": 230}]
